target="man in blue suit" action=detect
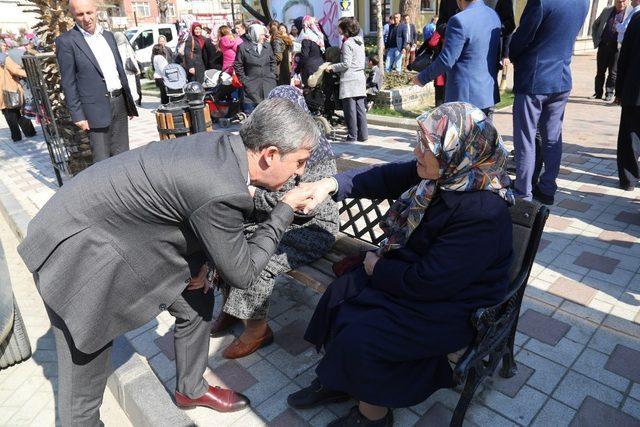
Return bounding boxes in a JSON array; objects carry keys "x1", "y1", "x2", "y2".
[
  {"x1": 509, "y1": 0, "x2": 589, "y2": 204},
  {"x1": 413, "y1": 0, "x2": 501, "y2": 114}
]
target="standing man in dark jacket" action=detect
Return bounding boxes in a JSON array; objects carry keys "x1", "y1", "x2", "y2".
[
  {"x1": 615, "y1": 9, "x2": 640, "y2": 190},
  {"x1": 592, "y1": 0, "x2": 629, "y2": 102},
  {"x1": 384, "y1": 13, "x2": 402, "y2": 72},
  {"x1": 56, "y1": 0, "x2": 137, "y2": 163},
  {"x1": 510, "y1": 0, "x2": 589, "y2": 205}
]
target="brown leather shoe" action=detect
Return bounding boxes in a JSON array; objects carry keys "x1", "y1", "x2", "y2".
[
  {"x1": 175, "y1": 385, "x2": 250, "y2": 412},
  {"x1": 223, "y1": 326, "x2": 274, "y2": 359},
  {"x1": 210, "y1": 312, "x2": 240, "y2": 337}
]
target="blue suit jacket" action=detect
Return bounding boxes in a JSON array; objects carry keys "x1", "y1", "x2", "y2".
[
  {"x1": 55, "y1": 26, "x2": 138, "y2": 129},
  {"x1": 396, "y1": 23, "x2": 417, "y2": 49},
  {"x1": 417, "y1": 1, "x2": 501, "y2": 110},
  {"x1": 509, "y1": 0, "x2": 589, "y2": 95}
]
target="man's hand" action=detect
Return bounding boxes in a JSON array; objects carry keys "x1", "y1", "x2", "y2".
[
  {"x1": 502, "y1": 58, "x2": 511, "y2": 67},
  {"x1": 363, "y1": 251, "x2": 380, "y2": 276},
  {"x1": 293, "y1": 178, "x2": 337, "y2": 213},
  {"x1": 614, "y1": 97, "x2": 622, "y2": 105},
  {"x1": 188, "y1": 67, "x2": 196, "y2": 75},
  {"x1": 186, "y1": 264, "x2": 214, "y2": 293},
  {"x1": 75, "y1": 120, "x2": 90, "y2": 131},
  {"x1": 412, "y1": 75, "x2": 423, "y2": 86},
  {"x1": 280, "y1": 185, "x2": 316, "y2": 212}
]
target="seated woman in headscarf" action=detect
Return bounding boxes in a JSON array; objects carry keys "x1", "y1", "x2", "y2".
[
  {"x1": 294, "y1": 16, "x2": 326, "y2": 86},
  {"x1": 233, "y1": 24, "x2": 277, "y2": 113},
  {"x1": 209, "y1": 85, "x2": 340, "y2": 359},
  {"x1": 287, "y1": 102, "x2": 514, "y2": 427}
]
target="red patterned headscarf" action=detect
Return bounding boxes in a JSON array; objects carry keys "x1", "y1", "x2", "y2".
[{"x1": 378, "y1": 102, "x2": 515, "y2": 254}]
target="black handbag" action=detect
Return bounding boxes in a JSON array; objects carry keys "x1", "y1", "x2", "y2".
[{"x1": 407, "y1": 48, "x2": 434, "y2": 73}]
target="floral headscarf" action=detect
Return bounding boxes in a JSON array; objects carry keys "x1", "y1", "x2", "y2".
[
  {"x1": 296, "y1": 15, "x2": 325, "y2": 51},
  {"x1": 267, "y1": 85, "x2": 334, "y2": 166},
  {"x1": 378, "y1": 102, "x2": 515, "y2": 254}
]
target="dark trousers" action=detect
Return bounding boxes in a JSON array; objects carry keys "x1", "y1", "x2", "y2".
[
  {"x1": 617, "y1": 105, "x2": 640, "y2": 189},
  {"x1": 46, "y1": 288, "x2": 214, "y2": 426},
  {"x1": 513, "y1": 91, "x2": 570, "y2": 200},
  {"x1": 595, "y1": 41, "x2": 619, "y2": 98},
  {"x1": 435, "y1": 86, "x2": 445, "y2": 107},
  {"x1": 88, "y1": 95, "x2": 130, "y2": 163},
  {"x1": 342, "y1": 96, "x2": 368, "y2": 142},
  {"x1": 2, "y1": 108, "x2": 36, "y2": 141},
  {"x1": 135, "y1": 74, "x2": 142, "y2": 105},
  {"x1": 155, "y1": 78, "x2": 169, "y2": 105}
]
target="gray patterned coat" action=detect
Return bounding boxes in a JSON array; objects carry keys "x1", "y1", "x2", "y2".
[{"x1": 331, "y1": 36, "x2": 367, "y2": 100}]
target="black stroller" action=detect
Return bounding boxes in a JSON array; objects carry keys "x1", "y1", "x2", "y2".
[
  {"x1": 303, "y1": 47, "x2": 344, "y2": 138},
  {"x1": 203, "y1": 69, "x2": 246, "y2": 127}
]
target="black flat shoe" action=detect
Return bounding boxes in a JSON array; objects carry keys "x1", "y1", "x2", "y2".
[
  {"x1": 532, "y1": 186, "x2": 554, "y2": 205},
  {"x1": 287, "y1": 378, "x2": 349, "y2": 409},
  {"x1": 328, "y1": 406, "x2": 393, "y2": 427}
]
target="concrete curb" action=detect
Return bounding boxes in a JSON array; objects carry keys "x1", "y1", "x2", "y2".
[
  {"x1": 366, "y1": 114, "x2": 416, "y2": 130},
  {"x1": 0, "y1": 179, "x2": 192, "y2": 427}
]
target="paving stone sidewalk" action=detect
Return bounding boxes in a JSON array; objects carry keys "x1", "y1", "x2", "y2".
[{"x1": 0, "y1": 53, "x2": 639, "y2": 426}]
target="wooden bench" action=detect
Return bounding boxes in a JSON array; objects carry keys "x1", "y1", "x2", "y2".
[{"x1": 286, "y1": 162, "x2": 549, "y2": 427}]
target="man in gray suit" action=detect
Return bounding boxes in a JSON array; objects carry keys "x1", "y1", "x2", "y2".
[{"x1": 17, "y1": 99, "x2": 320, "y2": 426}]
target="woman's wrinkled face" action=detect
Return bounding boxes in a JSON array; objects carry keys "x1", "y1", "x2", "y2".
[{"x1": 413, "y1": 134, "x2": 441, "y2": 180}]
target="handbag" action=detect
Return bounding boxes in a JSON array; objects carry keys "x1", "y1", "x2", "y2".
[
  {"x1": 407, "y1": 48, "x2": 434, "y2": 73},
  {"x1": 2, "y1": 66, "x2": 21, "y2": 109}
]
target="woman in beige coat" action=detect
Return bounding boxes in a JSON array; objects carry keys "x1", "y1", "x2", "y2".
[{"x1": 0, "y1": 45, "x2": 35, "y2": 142}]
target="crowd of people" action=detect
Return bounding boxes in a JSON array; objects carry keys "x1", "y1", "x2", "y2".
[{"x1": 3, "y1": 0, "x2": 640, "y2": 426}]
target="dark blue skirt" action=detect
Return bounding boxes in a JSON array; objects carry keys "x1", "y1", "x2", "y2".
[{"x1": 304, "y1": 267, "x2": 472, "y2": 408}]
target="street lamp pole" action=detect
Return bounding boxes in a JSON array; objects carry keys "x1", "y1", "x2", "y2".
[{"x1": 231, "y1": 0, "x2": 235, "y2": 23}]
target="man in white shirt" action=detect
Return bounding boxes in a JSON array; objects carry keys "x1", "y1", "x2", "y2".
[{"x1": 55, "y1": 0, "x2": 138, "y2": 163}]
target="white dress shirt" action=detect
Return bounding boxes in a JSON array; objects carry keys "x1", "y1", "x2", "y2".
[
  {"x1": 616, "y1": 5, "x2": 640, "y2": 43},
  {"x1": 77, "y1": 24, "x2": 122, "y2": 92}
]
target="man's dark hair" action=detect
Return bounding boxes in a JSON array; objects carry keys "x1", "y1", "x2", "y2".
[
  {"x1": 402, "y1": 14, "x2": 409, "y2": 19},
  {"x1": 152, "y1": 44, "x2": 165, "y2": 57},
  {"x1": 338, "y1": 17, "x2": 361, "y2": 38},
  {"x1": 369, "y1": 54, "x2": 379, "y2": 66},
  {"x1": 234, "y1": 21, "x2": 246, "y2": 29}
]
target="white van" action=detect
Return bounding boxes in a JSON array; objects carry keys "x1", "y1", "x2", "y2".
[{"x1": 125, "y1": 24, "x2": 178, "y2": 69}]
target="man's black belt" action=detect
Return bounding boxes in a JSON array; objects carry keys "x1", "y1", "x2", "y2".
[{"x1": 106, "y1": 88, "x2": 123, "y2": 98}]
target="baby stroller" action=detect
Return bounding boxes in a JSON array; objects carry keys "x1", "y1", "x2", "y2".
[
  {"x1": 161, "y1": 63, "x2": 189, "y2": 103},
  {"x1": 203, "y1": 69, "x2": 246, "y2": 128},
  {"x1": 303, "y1": 47, "x2": 344, "y2": 138}
]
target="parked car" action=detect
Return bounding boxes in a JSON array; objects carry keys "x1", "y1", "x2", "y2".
[
  {"x1": 125, "y1": 24, "x2": 178, "y2": 69},
  {"x1": 0, "y1": 242, "x2": 31, "y2": 370}
]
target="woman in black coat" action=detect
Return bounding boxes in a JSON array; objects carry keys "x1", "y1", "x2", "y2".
[
  {"x1": 294, "y1": 16, "x2": 326, "y2": 86},
  {"x1": 184, "y1": 22, "x2": 215, "y2": 83},
  {"x1": 287, "y1": 103, "x2": 514, "y2": 427},
  {"x1": 234, "y1": 24, "x2": 277, "y2": 113}
]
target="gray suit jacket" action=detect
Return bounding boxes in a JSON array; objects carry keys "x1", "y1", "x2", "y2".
[
  {"x1": 592, "y1": 6, "x2": 616, "y2": 48},
  {"x1": 332, "y1": 36, "x2": 367, "y2": 100},
  {"x1": 18, "y1": 132, "x2": 294, "y2": 353}
]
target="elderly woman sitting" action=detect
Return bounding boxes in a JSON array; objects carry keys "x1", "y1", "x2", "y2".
[
  {"x1": 209, "y1": 85, "x2": 340, "y2": 359},
  {"x1": 287, "y1": 102, "x2": 514, "y2": 427}
]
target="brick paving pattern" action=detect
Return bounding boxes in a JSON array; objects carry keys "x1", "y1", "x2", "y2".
[{"x1": 0, "y1": 54, "x2": 639, "y2": 426}]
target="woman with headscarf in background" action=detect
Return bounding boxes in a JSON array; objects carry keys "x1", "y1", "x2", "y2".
[
  {"x1": 288, "y1": 102, "x2": 514, "y2": 427},
  {"x1": 295, "y1": 16, "x2": 325, "y2": 86},
  {"x1": 270, "y1": 22, "x2": 294, "y2": 85},
  {"x1": 114, "y1": 32, "x2": 140, "y2": 102},
  {"x1": 184, "y1": 22, "x2": 212, "y2": 83},
  {"x1": 233, "y1": 24, "x2": 277, "y2": 113},
  {"x1": 210, "y1": 84, "x2": 339, "y2": 359}
]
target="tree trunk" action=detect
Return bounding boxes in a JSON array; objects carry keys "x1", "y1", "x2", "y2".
[
  {"x1": 399, "y1": 0, "x2": 420, "y2": 24},
  {"x1": 375, "y1": 0, "x2": 385, "y2": 79}
]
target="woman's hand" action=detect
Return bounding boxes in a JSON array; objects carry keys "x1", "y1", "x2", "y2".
[{"x1": 363, "y1": 251, "x2": 380, "y2": 276}]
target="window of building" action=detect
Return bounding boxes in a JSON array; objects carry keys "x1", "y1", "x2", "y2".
[
  {"x1": 420, "y1": 0, "x2": 435, "y2": 12},
  {"x1": 165, "y1": 3, "x2": 176, "y2": 17},
  {"x1": 132, "y1": 1, "x2": 150, "y2": 17},
  {"x1": 369, "y1": 0, "x2": 392, "y2": 33}
]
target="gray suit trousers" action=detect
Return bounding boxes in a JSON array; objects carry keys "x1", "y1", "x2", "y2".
[
  {"x1": 47, "y1": 288, "x2": 214, "y2": 426},
  {"x1": 88, "y1": 94, "x2": 130, "y2": 163}
]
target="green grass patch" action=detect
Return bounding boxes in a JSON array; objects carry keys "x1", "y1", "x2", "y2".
[
  {"x1": 496, "y1": 90, "x2": 515, "y2": 110},
  {"x1": 369, "y1": 104, "x2": 432, "y2": 119}
]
